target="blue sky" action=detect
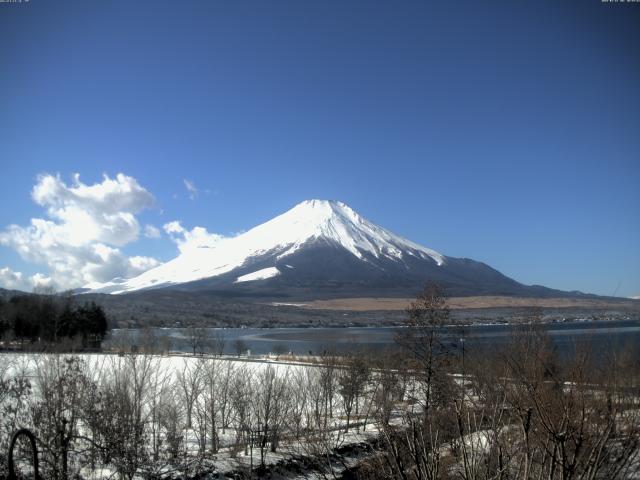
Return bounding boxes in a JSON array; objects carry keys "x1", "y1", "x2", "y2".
[{"x1": 0, "y1": 0, "x2": 638, "y2": 296}]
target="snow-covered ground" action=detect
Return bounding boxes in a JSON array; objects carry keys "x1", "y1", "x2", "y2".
[
  {"x1": 3, "y1": 351, "x2": 638, "y2": 479},
  {"x1": 0, "y1": 352, "x2": 383, "y2": 479}
]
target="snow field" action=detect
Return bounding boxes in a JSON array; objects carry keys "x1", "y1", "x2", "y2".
[{"x1": 0, "y1": 352, "x2": 382, "y2": 479}]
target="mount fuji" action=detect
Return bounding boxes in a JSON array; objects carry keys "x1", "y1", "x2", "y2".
[{"x1": 84, "y1": 200, "x2": 569, "y2": 299}]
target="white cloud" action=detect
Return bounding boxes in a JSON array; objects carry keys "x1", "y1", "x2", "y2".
[
  {"x1": 0, "y1": 267, "x2": 53, "y2": 292},
  {"x1": 0, "y1": 267, "x2": 25, "y2": 290},
  {"x1": 144, "y1": 224, "x2": 161, "y2": 239},
  {"x1": 129, "y1": 255, "x2": 162, "y2": 271},
  {"x1": 0, "y1": 173, "x2": 162, "y2": 290},
  {"x1": 30, "y1": 273, "x2": 54, "y2": 289},
  {"x1": 163, "y1": 220, "x2": 185, "y2": 235},
  {"x1": 183, "y1": 179, "x2": 198, "y2": 200},
  {"x1": 163, "y1": 221, "x2": 225, "y2": 254},
  {"x1": 29, "y1": 172, "x2": 154, "y2": 246}
]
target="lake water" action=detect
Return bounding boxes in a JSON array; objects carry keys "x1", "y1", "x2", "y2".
[{"x1": 109, "y1": 318, "x2": 640, "y2": 359}]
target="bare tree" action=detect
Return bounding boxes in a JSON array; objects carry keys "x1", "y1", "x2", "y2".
[
  {"x1": 254, "y1": 365, "x2": 291, "y2": 466},
  {"x1": 300, "y1": 365, "x2": 350, "y2": 479},
  {"x1": 369, "y1": 348, "x2": 406, "y2": 430},
  {"x1": 209, "y1": 329, "x2": 226, "y2": 356},
  {"x1": 107, "y1": 354, "x2": 156, "y2": 480},
  {"x1": 144, "y1": 356, "x2": 174, "y2": 474},
  {"x1": 338, "y1": 352, "x2": 370, "y2": 432},
  {"x1": 138, "y1": 327, "x2": 161, "y2": 354},
  {"x1": 30, "y1": 355, "x2": 92, "y2": 480},
  {"x1": 373, "y1": 284, "x2": 454, "y2": 480},
  {"x1": 500, "y1": 324, "x2": 640, "y2": 480},
  {"x1": 229, "y1": 365, "x2": 254, "y2": 455},
  {"x1": 176, "y1": 359, "x2": 203, "y2": 429},
  {"x1": 272, "y1": 343, "x2": 288, "y2": 360},
  {"x1": 289, "y1": 368, "x2": 309, "y2": 440},
  {"x1": 196, "y1": 358, "x2": 222, "y2": 454},
  {"x1": 397, "y1": 282, "x2": 452, "y2": 414},
  {"x1": 217, "y1": 360, "x2": 235, "y2": 433},
  {"x1": 319, "y1": 349, "x2": 339, "y2": 426},
  {"x1": 234, "y1": 338, "x2": 248, "y2": 357},
  {"x1": 186, "y1": 326, "x2": 207, "y2": 356},
  {"x1": 157, "y1": 387, "x2": 184, "y2": 462}
]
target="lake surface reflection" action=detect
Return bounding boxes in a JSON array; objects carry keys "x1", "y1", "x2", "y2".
[{"x1": 109, "y1": 319, "x2": 640, "y2": 358}]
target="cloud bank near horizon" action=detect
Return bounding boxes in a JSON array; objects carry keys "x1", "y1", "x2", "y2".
[{"x1": 0, "y1": 173, "x2": 166, "y2": 291}]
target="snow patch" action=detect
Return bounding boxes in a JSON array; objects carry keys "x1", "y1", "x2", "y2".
[
  {"x1": 235, "y1": 267, "x2": 280, "y2": 283},
  {"x1": 270, "y1": 302, "x2": 308, "y2": 307}
]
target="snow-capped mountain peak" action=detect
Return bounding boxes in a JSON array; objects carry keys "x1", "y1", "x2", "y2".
[
  {"x1": 86, "y1": 199, "x2": 445, "y2": 294},
  {"x1": 271, "y1": 199, "x2": 444, "y2": 264}
]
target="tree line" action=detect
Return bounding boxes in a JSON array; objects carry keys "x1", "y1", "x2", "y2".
[{"x1": 0, "y1": 290, "x2": 108, "y2": 350}]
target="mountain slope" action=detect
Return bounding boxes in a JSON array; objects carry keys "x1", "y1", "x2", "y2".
[{"x1": 85, "y1": 199, "x2": 573, "y2": 299}]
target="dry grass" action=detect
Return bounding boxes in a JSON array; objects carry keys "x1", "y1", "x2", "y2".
[{"x1": 293, "y1": 296, "x2": 640, "y2": 311}]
